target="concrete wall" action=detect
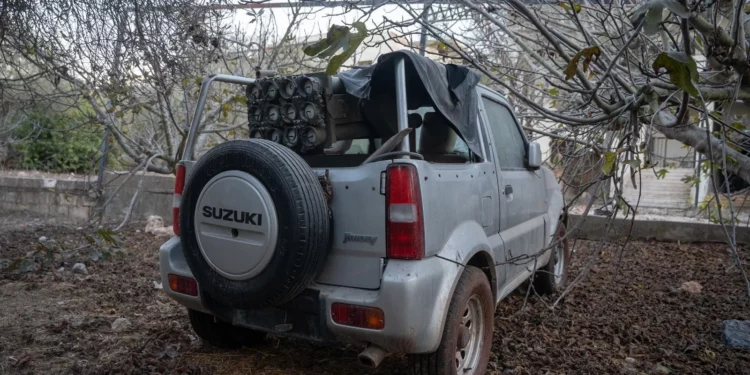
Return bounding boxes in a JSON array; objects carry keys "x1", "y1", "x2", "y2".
[
  {"x1": 0, "y1": 171, "x2": 174, "y2": 224},
  {"x1": 1, "y1": 170, "x2": 748, "y2": 245},
  {"x1": 0, "y1": 173, "x2": 97, "y2": 223},
  {"x1": 570, "y1": 214, "x2": 750, "y2": 244},
  {"x1": 102, "y1": 172, "x2": 174, "y2": 224}
]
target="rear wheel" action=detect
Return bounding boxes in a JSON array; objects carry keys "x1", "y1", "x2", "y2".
[
  {"x1": 188, "y1": 309, "x2": 266, "y2": 349},
  {"x1": 533, "y1": 222, "x2": 569, "y2": 295},
  {"x1": 409, "y1": 266, "x2": 493, "y2": 375},
  {"x1": 180, "y1": 139, "x2": 330, "y2": 310}
]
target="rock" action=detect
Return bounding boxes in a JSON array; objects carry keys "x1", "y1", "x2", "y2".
[
  {"x1": 72, "y1": 263, "x2": 88, "y2": 275},
  {"x1": 64, "y1": 314, "x2": 85, "y2": 328},
  {"x1": 135, "y1": 230, "x2": 141, "y2": 233},
  {"x1": 153, "y1": 281, "x2": 163, "y2": 290},
  {"x1": 76, "y1": 227, "x2": 83, "y2": 231},
  {"x1": 145, "y1": 215, "x2": 165, "y2": 231},
  {"x1": 38, "y1": 236, "x2": 47, "y2": 242},
  {"x1": 723, "y1": 320, "x2": 750, "y2": 349},
  {"x1": 145, "y1": 215, "x2": 172, "y2": 237},
  {"x1": 56, "y1": 267, "x2": 64, "y2": 273},
  {"x1": 161, "y1": 345, "x2": 178, "y2": 359},
  {"x1": 111, "y1": 317, "x2": 132, "y2": 332},
  {"x1": 625, "y1": 357, "x2": 637, "y2": 365},
  {"x1": 655, "y1": 364, "x2": 671, "y2": 374},
  {"x1": 679, "y1": 281, "x2": 702, "y2": 294},
  {"x1": 152, "y1": 227, "x2": 172, "y2": 237}
]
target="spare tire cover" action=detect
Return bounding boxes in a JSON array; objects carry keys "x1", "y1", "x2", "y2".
[{"x1": 180, "y1": 139, "x2": 330, "y2": 309}]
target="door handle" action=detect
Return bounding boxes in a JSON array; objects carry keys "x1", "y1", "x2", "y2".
[{"x1": 504, "y1": 185, "x2": 513, "y2": 195}]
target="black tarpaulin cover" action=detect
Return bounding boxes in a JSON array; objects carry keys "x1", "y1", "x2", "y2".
[{"x1": 338, "y1": 50, "x2": 482, "y2": 157}]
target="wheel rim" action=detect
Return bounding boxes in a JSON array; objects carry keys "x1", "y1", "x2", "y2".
[
  {"x1": 553, "y1": 241, "x2": 565, "y2": 285},
  {"x1": 455, "y1": 295, "x2": 485, "y2": 374},
  {"x1": 194, "y1": 170, "x2": 278, "y2": 281}
]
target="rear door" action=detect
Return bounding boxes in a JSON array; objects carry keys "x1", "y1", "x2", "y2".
[
  {"x1": 479, "y1": 93, "x2": 546, "y2": 283},
  {"x1": 312, "y1": 162, "x2": 388, "y2": 290}
]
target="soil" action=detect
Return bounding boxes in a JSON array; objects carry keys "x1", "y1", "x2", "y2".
[{"x1": 1, "y1": 224, "x2": 749, "y2": 374}]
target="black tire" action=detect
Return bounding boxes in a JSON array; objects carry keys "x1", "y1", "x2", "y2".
[
  {"x1": 180, "y1": 139, "x2": 330, "y2": 309},
  {"x1": 533, "y1": 222, "x2": 569, "y2": 295},
  {"x1": 409, "y1": 266, "x2": 493, "y2": 375},
  {"x1": 188, "y1": 309, "x2": 266, "y2": 349}
]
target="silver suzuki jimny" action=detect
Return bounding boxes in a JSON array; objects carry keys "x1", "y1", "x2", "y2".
[{"x1": 160, "y1": 50, "x2": 567, "y2": 375}]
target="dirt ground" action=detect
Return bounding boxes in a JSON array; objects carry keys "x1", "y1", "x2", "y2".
[{"x1": 1, "y1": 224, "x2": 749, "y2": 375}]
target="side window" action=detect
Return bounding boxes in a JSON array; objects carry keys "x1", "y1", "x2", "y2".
[
  {"x1": 478, "y1": 115, "x2": 492, "y2": 162},
  {"x1": 451, "y1": 136, "x2": 469, "y2": 159},
  {"x1": 345, "y1": 139, "x2": 369, "y2": 154},
  {"x1": 481, "y1": 98, "x2": 526, "y2": 169}
]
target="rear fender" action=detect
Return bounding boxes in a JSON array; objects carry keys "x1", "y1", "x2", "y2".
[{"x1": 428, "y1": 220, "x2": 496, "y2": 350}]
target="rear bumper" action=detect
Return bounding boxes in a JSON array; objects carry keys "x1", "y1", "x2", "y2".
[{"x1": 159, "y1": 237, "x2": 463, "y2": 353}]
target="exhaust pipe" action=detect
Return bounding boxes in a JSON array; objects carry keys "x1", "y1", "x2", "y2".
[{"x1": 358, "y1": 345, "x2": 386, "y2": 369}]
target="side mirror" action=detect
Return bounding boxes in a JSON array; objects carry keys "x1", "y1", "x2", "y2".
[{"x1": 527, "y1": 142, "x2": 542, "y2": 169}]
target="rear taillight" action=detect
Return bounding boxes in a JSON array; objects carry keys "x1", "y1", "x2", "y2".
[
  {"x1": 173, "y1": 163, "x2": 186, "y2": 236},
  {"x1": 168, "y1": 274, "x2": 198, "y2": 296},
  {"x1": 331, "y1": 303, "x2": 385, "y2": 330},
  {"x1": 385, "y1": 164, "x2": 424, "y2": 260}
]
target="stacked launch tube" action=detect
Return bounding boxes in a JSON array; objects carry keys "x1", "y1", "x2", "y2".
[{"x1": 246, "y1": 75, "x2": 329, "y2": 153}]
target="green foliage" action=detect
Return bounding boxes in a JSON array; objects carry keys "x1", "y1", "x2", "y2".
[
  {"x1": 695, "y1": 35, "x2": 703, "y2": 48},
  {"x1": 13, "y1": 112, "x2": 102, "y2": 173},
  {"x1": 558, "y1": 2, "x2": 583, "y2": 13},
  {"x1": 3, "y1": 239, "x2": 63, "y2": 274},
  {"x1": 616, "y1": 195, "x2": 628, "y2": 212},
  {"x1": 564, "y1": 46, "x2": 600, "y2": 80},
  {"x1": 681, "y1": 174, "x2": 701, "y2": 187},
  {"x1": 652, "y1": 51, "x2": 699, "y2": 96},
  {"x1": 84, "y1": 229, "x2": 125, "y2": 261},
  {"x1": 602, "y1": 151, "x2": 617, "y2": 175},
  {"x1": 303, "y1": 22, "x2": 367, "y2": 75},
  {"x1": 730, "y1": 122, "x2": 747, "y2": 131},
  {"x1": 699, "y1": 159, "x2": 716, "y2": 174},
  {"x1": 702, "y1": 198, "x2": 741, "y2": 225},
  {"x1": 625, "y1": 158, "x2": 640, "y2": 170}
]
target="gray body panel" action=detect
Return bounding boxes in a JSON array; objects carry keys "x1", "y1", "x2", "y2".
[
  {"x1": 161, "y1": 83, "x2": 565, "y2": 354},
  {"x1": 311, "y1": 161, "x2": 390, "y2": 289}
]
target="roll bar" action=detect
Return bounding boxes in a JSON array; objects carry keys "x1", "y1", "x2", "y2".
[
  {"x1": 183, "y1": 74, "x2": 257, "y2": 160},
  {"x1": 394, "y1": 57, "x2": 410, "y2": 153}
]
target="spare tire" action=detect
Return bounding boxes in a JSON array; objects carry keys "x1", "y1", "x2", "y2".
[{"x1": 180, "y1": 139, "x2": 330, "y2": 310}]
